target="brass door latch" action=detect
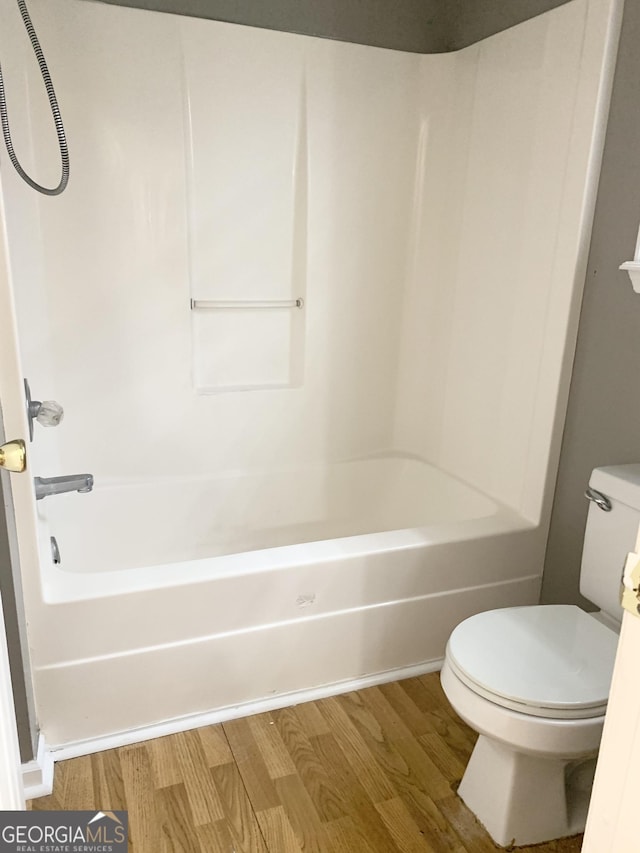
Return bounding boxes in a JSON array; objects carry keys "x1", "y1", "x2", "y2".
[{"x1": 0, "y1": 439, "x2": 26, "y2": 473}]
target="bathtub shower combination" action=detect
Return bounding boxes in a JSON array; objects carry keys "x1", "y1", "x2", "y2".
[{"x1": 0, "y1": 0, "x2": 622, "y2": 753}]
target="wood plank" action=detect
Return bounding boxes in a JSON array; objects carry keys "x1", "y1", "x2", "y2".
[
  {"x1": 195, "y1": 819, "x2": 237, "y2": 853},
  {"x1": 174, "y1": 729, "x2": 226, "y2": 825},
  {"x1": 418, "y1": 733, "x2": 467, "y2": 782},
  {"x1": 375, "y1": 797, "x2": 438, "y2": 853},
  {"x1": 293, "y1": 701, "x2": 331, "y2": 737},
  {"x1": 91, "y1": 748, "x2": 126, "y2": 809},
  {"x1": 401, "y1": 678, "x2": 476, "y2": 764},
  {"x1": 336, "y1": 690, "x2": 397, "y2": 745},
  {"x1": 358, "y1": 686, "x2": 416, "y2": 743},
  {"x1": 223, "y1": 716, "x2": 280, "y2": 812},
  {"x1": 156, "y1": 783, "x2": 204, "y2": 853},
  {"x1": 379, "y1": 681, "x2": 435, "y2": 739},
  {"x1": 248, "y1": 712, "x2": 298, "y2": 779},
  {"x1": 390, "y1": 785, "x2": 468, "y2": 853},
  {"x1": 197, "y1": 723, "x2": 233, "y2": 767},
  {"x1": 337, "y1": 692, "x2": 452, "y2": 803},
  {"x1": 316, "y1": 695, "x2": 397, "y2": 804},
  {"x1": 334, "y1": 713, "x2": 462, "y2": 853},
  {"x1": 393, "y1": 736, "x2": 453, "y2": 802},
  {"x1": 272, "y1": 705, "x2": 346, "y2": 823},
  {"x1": 325, "y1": 815, "x2": 381, "y2": 853},
  {"x1": 401, "y1": 677, "x2": 458, "y2": 727},
  {"x1": 56, "y1": 756, "x2": 94, "y2": 809},
  {"x1": 211, "y1": 762, "x2": 269, "y2": 853},
  {"x1": 418, "y1": 675, "x2": 475, "y2": 738},
  {"x1": 256, "y1": 805, "x2": 304, "y2": 852},
  {"x1": 437, "y1": 794, "x2": 499, "y2": 853},
  {"x1": 119, "y1": 744, "x2": 163, "y2": 853},
  {"x1": 146, "y1": 734, "x2": 183, "y2": 789},
  {"x1": 310, "y1": 731, "x2": 404, "y2": 853},
  {"x1": 274, "y1": 773, "x2": 335, "y2": 853},
  {"x1": 418, "y1": 675, "x2": 455, "y2": 709}
]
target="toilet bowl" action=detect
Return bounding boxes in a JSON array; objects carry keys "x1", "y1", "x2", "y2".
[
  {"x1": 441, "y1": 604, "x2": 618, "y2": 847},
  {"x1": 440, "y1": 464, "x2": 640, "y2": 846}
]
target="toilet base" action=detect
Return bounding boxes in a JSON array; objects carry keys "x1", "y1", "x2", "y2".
[{"x1": 458, "y1": 735, "x2": 594, "y2": 847}]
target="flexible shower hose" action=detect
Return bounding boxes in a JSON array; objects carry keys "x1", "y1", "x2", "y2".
[{"x1": 0, "y1": 0, "x2": 68, "y2": 195}]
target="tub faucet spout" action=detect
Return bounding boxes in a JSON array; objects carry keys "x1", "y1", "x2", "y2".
[{"x1": 34, "y1": 474, "x2": 94, "y2": 500}]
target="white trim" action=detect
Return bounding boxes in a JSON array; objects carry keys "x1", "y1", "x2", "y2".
[
  {"x1": 21, "y1": 734, "x2": 54, "y2": 800},
  {"x1": 50, "y1": 658, "x2": 443, "y2": 761}
]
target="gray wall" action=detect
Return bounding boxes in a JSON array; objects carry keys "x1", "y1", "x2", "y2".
[
  {"x1": 541, "y1": 0, "x2": 640, "y2": 607},
  {"x1": 85, "y1": 0, "x2": 571, "y2": 53}
]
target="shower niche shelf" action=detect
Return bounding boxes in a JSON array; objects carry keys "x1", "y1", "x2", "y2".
[
  {"x1": 183, "y1": 26, "x2": 308, "y2": 394},
  {"x1": 190, "y1": 296, "x2": 305, "y2": 392}
]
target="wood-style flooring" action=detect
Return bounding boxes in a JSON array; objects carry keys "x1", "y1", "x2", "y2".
[{"x1": 32, "y1": 674, "x2": 583, "y2": 852}]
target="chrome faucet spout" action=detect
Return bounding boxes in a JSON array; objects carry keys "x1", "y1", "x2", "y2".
[{"x1": 34, "y1": 474, "x2": 94, "y2": 501}]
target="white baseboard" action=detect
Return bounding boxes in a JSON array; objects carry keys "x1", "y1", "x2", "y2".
[
  {"x1": 22, "y1": 734, "x2": 54, "y2": 799},
  {"x1": 50, "y1": 658, "x2": 443, "y2": 762}
]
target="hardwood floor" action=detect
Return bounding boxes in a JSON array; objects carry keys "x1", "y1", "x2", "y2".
[{"x1": 32, "y1": 674, "x2": 583, "y2": 852}]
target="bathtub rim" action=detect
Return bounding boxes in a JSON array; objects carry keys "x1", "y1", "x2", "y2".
[{"x1": 41, "y1": 504, "x2": 536, "y2": 604}]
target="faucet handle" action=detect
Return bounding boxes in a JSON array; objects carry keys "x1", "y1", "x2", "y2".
[
  {"x1": 24, "y1": 378, "x2": 64, "y2": 440},
  {"x1": 36, "y1": 400, "x2": 64, "y2": 428}
]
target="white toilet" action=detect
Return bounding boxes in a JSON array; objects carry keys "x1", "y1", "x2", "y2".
[{"x1": 440, "y1": 464, "x2": 640, "y2": 847}]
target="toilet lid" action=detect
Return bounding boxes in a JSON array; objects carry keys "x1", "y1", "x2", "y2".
[{"x1": 446, "y1": 605, "x2": 618, "y2": 719}]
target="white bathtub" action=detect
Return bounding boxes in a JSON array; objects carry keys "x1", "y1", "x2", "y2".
[{"x1": 34, "y1": 455, "x2": 543, "y2": 754}]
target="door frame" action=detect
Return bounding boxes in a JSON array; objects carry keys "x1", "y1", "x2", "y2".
[
  {"x1": 0, "y1": 587, "x2": 24, "y2": 809},
  {"x1": 582, "y1": 576, "x2": 640, "y2": 848},
  {"x1": 0, "y1": 155, "x2": 39, "y2": 809},
  {"x1": 0, "y1": 176, "x2": 26, "y2": 809}
]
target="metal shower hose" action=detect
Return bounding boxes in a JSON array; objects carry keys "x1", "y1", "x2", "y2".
[{"x1": 0, "y1": 0, "x2": 68, "y2": 195}]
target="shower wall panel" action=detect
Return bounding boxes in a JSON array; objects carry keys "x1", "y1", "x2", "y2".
[
  {"x1": 0, "y1": 6, "x2": 63, "y2": 480},
  {"x1": 394, "y1": 0, "x2": 617, "y2": 524},
  {"x1": 9, "y1": 0, "x2": 421, "y2": 479},
  {"x1": 0, "y1": 0, "x2": 617, "y2": 524}
]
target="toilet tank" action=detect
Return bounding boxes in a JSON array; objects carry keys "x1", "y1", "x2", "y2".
[{"x1": 580, "y1": 464, "x2": 640, "y2": 620}]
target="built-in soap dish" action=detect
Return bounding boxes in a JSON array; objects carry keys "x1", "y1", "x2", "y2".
[
  {"x1": 620, "y1": 225, "x2": 640, "y2": 293},
  {"x1": 620, "y1": 261, "x2": 640, "y2": 293}
]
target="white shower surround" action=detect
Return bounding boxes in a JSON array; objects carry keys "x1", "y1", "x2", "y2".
[{"x1": 0, "y1": 0, "x2": 621, "y2": 753}]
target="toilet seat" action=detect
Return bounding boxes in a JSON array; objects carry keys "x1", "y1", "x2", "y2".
[{"x1": 446, "y1": 605, "x2": 618, "y2": 720}]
